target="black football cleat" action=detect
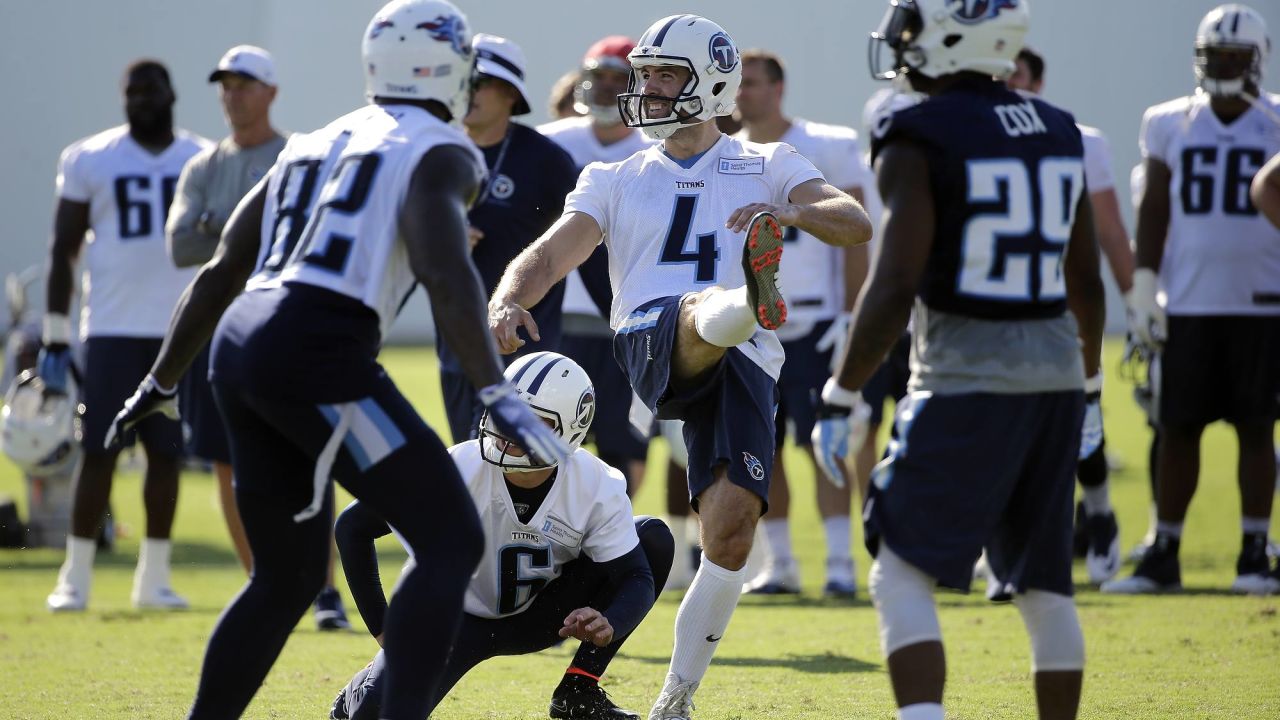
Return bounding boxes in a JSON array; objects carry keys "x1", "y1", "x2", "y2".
[
  {"x1": 314, "y1": 587, "x2": 352, "y2": 631},
  {"x1": 549, "y1": 676, "x2": 640, "y2": 719}
]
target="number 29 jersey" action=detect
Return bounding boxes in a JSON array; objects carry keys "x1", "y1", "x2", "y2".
[
  {"x1": 564, "y1": 134, "x2": 823, "y2": 378},
  {"x1": 251, "y1": 104, "x2": 484, "y2": 338},
  {"x1": 1140, "y1": 91, "x2": 1280, "y2": 316}
]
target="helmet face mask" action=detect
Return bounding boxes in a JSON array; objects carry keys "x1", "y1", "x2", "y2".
[
  {"x1": 869, "y1": 0, "x2": 925, "y2": 80},
  {"x1": 1194, "y1": 4, "x2": 1270, "y2": 99},
  {"x1": 478, "y1": 352, "x2": 595, "y2": 473},
  {"x1": 575, "y1": 37, "x2": 635, "y2": 125},
  {"x1": 617, "y1": 15, "x2": 741, "y2": 140}
]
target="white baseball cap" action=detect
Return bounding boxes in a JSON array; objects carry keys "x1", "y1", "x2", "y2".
[
  {"x1": 209, "y1": 45, "x2": 277, "y2": 86},
  {"x1": 473, "y1": 34, "x2": 531, "y2": 115}
]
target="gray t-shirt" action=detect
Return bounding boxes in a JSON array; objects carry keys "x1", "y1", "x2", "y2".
[
  {"x1": 165, "y1": 133, "x2": 287, "y2": 267},
  {"x1": 908, "y1": 300, "x2": 1085, "y2": 395}
]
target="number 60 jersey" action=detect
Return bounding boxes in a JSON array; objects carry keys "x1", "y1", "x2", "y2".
[
  {"x1": 250, "y1": 104, "x2": 483, "y2": 338},
  {"x1": 1141, "y1": 91, "x2": 1280, "y2": 316}
]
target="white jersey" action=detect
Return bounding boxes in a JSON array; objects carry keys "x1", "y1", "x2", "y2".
[
  {"x1": 393, "y1": 442, "x2": 638, "y2": 620},
  {"x1": 565, "y1": 134, "x2": 823, "y2": 379},
  {"x1": 1079, "y1": 124, "x2": 1115, "y2": 193},
  {"x1": 737, "y1": 119, "x2": 866, "y2": 339},
  {"x1": 250, "y1": 104, "x2": 484, "y2": 337},
  {"x1": 1140, "y1": 92, "x2": 1280, "y2": 315},
  {"x1": 539, "y1": 116, "x2": 655, "y2": 318},
  {"x1": 55, "y1": 125, "x2": 211, "y2": 339}
]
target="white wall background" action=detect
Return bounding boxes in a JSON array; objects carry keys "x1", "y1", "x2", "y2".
[{"x1": 2, "y1": 0, "x2": 1278, "y2": 339}]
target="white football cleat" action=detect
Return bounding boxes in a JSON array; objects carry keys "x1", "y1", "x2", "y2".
[
  {"x1": 742, "y1": 558, "x2": 801, "y2": 595},
  {"x1": 649, "y1": 672, "x2": 699, "y2": 720},
  {"x1": 1231, "y1": 573, "x2": 1280, "y2": 596},
  {"x1": 1100, "y1": 575, "x2": 1175, "y2": 594},
  {"x1": 132, "y1": 585, "x2": 190, "y2": 610},
  {"x1": 46, "y1": 582, "x2": 87, "y2": 612}
]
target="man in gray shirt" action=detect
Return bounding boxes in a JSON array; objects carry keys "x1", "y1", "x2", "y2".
[{"x1": 166, "y1": 45, "x2": 350, "y2": 631}]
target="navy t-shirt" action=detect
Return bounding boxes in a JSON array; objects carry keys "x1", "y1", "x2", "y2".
[{"x1": 436, "y1": 122, "x2": 578, "y2": 371}]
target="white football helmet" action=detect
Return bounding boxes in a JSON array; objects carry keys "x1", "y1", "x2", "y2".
[
  {"x1": 1195, "y1": 4, "x2": 1270, "y2": 98},
  {"x1": 1, "y1": 371, "x2": 77, "y2": 477},
  {"x1": 617, "y1": 14, "x2": 742, "y2": 140},
  {"x1": 362, "y1": 0, "x2": 474, "y2": 121},
  {"x1": 869, "y1": 0, "x2": 1031, "y2": 81},
  {"x1": 479, "y1": 352, "x2": 595, "y2": 472}
]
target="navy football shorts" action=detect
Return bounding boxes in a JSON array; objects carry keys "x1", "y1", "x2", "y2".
[
  {"x1": 1159, "y1": 315, "x2": 1280, "y2": 428},
  {"x1": 79, "y1": 336, "x2": 184, "y2": 454},
  {"x1": 181, "y1": 345, "x2": 231, "y2": 464},
  {"x1": 864, "y1": 390, "x2": 1084, "y2": 596},
  {"x1": 613, "y1": 295, "x2": 778, "y2": 512},
  {"x1": 775, "y1": 319, "x2": 834, "y2": 448}
]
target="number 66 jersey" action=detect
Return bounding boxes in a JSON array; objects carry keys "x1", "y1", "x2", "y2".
[{"x1": 1140, "y1": 91, "x2": 1280, "y2": 316}]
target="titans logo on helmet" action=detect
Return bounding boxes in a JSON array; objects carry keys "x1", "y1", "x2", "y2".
[
  {"x1": 572, "y1": 390, "x2": 595, "y2": 431},
  {"x1": 416, "y1": 15, "x2": 469, "y2": 56},
  {"x1": 951, "y1": 0, "x2": 1019, "y2": 25},
  {"x1": 708, "y1": 32, "x2": 738, "y2": 73},
  {"x1": 368, "y1": 19, "x2": 394, "y2": 40}
]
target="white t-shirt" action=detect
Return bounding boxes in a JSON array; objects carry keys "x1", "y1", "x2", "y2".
[
  {"x1": 1140, "y1": 92, "x2": 1280, "y2": 315},
  {"x1": 55, "y1": 125, "x2": 211, "y2": 339},
  {"x1": 1079, "y1": 124, "x2": 1115, "y2": 193},
  {"x1": 738, "y1": 119, "x2": 866, "y2": 339},
  {"x1": 564, "y1": 133, "x2": 823, "y2": 379},
  {"x1": 394, "y1": 441, "x2": 639, "y2": 620},
  {"x1": 249, "y1": 104, "x2": 484, "y2": 338},
  {"x1": 538, "y1": 116, "x2": 655, "y2": 318}
]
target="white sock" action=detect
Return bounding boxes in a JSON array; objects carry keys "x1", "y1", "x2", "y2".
[
  {"x1": 1156, "y1": 521, "x2": 1183, "y2": 539},
  {"x1": 1242, "y1": 516, "x2": 1270, "y2": 536},
  {"x1": 669, "y1": 554, "x2": 746, "y2": 682},
  {"x1": 1081, "y1": 484, "x2": 1111, "y2": 517},
  {"x1": 694, "y1": 287, "x2": 755, "y2": 347},
  {"x1": 762, "y1": 518, "x2": 793, "y2": 565},
  {"x1": 898, "y1": 702, "x2": 944, "y2": 720},
  {"x1": 823, "y1": 515, "x2": 852, "y2": 564},
  {"x1": 136, "y1": 538, "x2": 173, "y2": 590},
  {"x1": 58, "y1": 535, "x2": 96, "y2": 590}
]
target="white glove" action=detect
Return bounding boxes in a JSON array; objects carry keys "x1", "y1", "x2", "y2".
[
  {"x1": 810, "y1": 378, "x2": 872, "y2": 489},
  {"x1": 1125, "y1": 268, "x2": 1165, "y2": 350},
  {"x1": 1079, "y1": 374, "x2": 1103, "y2": 460},
  {"x1": 814, "y1": 313, "x2": 851, "y2": 374}
]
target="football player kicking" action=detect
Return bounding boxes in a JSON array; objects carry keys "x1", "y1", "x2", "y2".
[
  {"x1": 1103, "y1": 3, "x2": 1280, "y2": 596},
  {"x1": 815, "y1": 1, "x2": 1104, "y2": 718},
  {"x1": 102, "y1": 2, "x2": 568, "y2": 718},
  {"x1": 331, "y1": 352, "x2": 673, "y2": 720},
  {"x1": 489, "y1": 15, "x2": 871, "y2": 719}
]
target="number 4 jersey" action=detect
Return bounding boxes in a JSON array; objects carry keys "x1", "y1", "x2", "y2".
[
  {"x1": 870, "y1": 78, "x2": 1086, "y2": 395},
  {"x1": 251, "y1": 104, "x2": 484, "y2": 338},
  {"x1": 1141, "y1": 91, "x2": 1280, "y2": 316},
  {"x1": 564, "y1": 133, "x2": 823, "y2": 379},
  {"x1": 56, "y1": 125, "x2": 211, "y2": 339}
]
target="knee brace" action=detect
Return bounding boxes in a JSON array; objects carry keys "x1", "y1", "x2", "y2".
[
  {"x1": 868, "y1": 546, "x2": 941, "y2": 656},
  {"x1": 1014, "y1": 590, "x2": 1085, "y2": 672}
]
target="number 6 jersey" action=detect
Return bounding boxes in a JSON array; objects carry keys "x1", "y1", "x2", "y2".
[
  {"x1": 251, "y1": 104, "x2": 484, "y2": 338},
  {"x1": 55, "y1": 125, "x2": 210, "y2": 339},
  {"x1": 1140, "y1": 91, "x2": 1280, "y2": 316}
]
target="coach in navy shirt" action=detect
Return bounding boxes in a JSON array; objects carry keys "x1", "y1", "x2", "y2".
[{"x1": 434, "y1": 33, "x2": 578, "y2": 443}]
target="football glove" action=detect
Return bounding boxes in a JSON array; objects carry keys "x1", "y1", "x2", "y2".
[
  {"x1": 38, "y1": 312, "x2": 73, "y2": 395},
  {"x1": 477, "y1": 382, "x2": 571, "y2": 468},
  {"x1": 103, "y1": 374, "x2": 179, "y2": 450},
  {"x1": 1125, "y1": 268, "x2": 1165, "y2": 350},
  {"x1": 810, "y1": 378, "x2": 872, "y2": 489},
  {"x1": 1079, "y1": 374, "x2": 1103, "y2": 460},
  {"x1": 814, "y1": 313, "x2": 851, "y2": 374}
]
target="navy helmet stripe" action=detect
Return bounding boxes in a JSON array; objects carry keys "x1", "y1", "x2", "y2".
[
  {"x1": 526, "y1": 357, "x2": 564, "y2": 395},
  {"x1": 509, "y1": 354, "x2": 545, "y2": 386},
  {"x1": 652, "y1": 14, "x2": 689, "y2": 47}
]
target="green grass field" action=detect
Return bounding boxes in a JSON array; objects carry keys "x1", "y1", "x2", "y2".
[{"x1": 1, "y1": 340, "x2": 1277, "y2": 719}]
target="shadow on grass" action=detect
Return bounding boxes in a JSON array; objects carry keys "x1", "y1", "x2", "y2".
[
  {"x1": 624, "y1": 651, "x2": 880, "y2": 674},
  {"x1": 0, "y1": 539, "x2": 242, "y2": 570}
]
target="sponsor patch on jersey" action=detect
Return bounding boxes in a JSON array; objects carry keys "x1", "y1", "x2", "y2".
[
  {"x1": 541, "y1": 514, "x2": 583, "y2": 549},
  {"x1": 718, "y1": 156, "x2": 764, "y2": 175}
]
